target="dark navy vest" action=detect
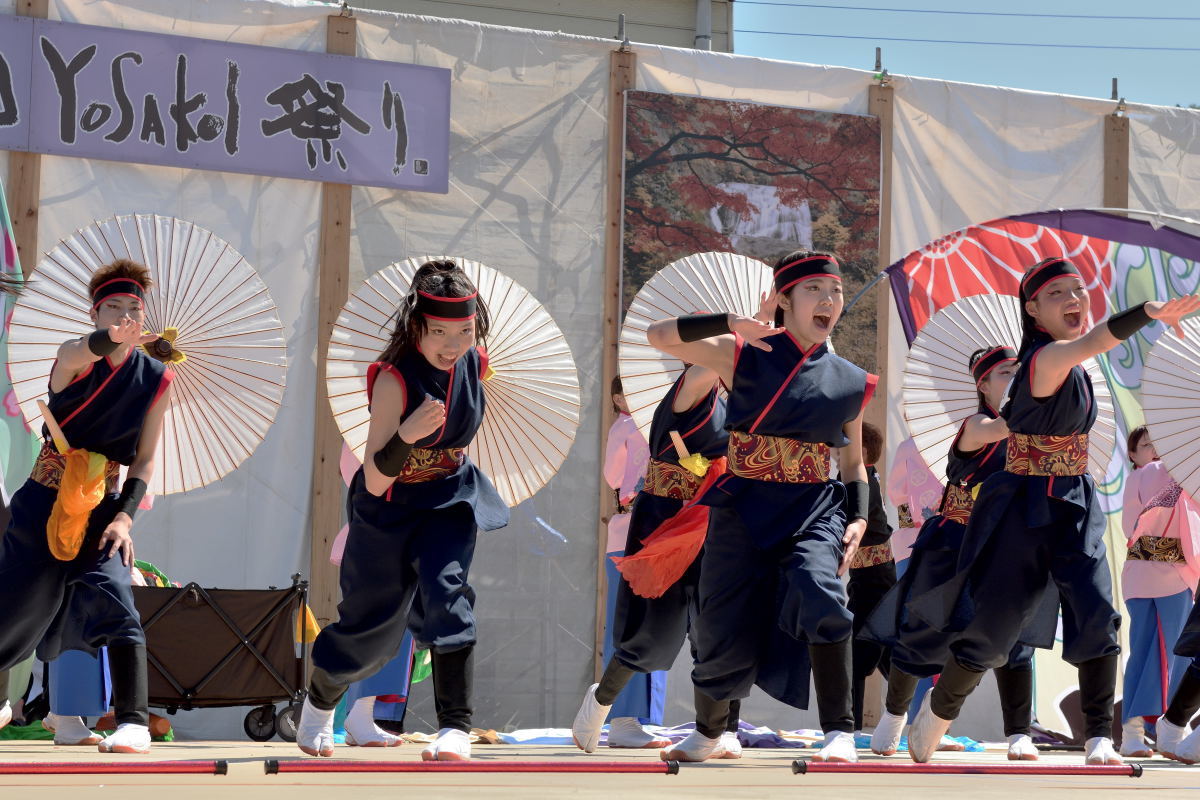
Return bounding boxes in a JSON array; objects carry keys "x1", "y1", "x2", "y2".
[{"x1": 46, "y1": 346, "x2": 170, "y2": 465}]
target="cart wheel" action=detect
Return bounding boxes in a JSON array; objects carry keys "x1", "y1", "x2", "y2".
[
  {"x1": 243, "y1": 704, "x2": 277, "y2": 742},
  {"x1": 275, "y1": 703, "x2": 299, "y2": 742}
]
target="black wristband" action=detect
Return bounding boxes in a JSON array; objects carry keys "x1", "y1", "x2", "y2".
[
  {"x1": 677, "y1": 313, "x2": 731, "y2": 342},
  {"x1": 115, "y1": 477, "x2": 147, "y2": 520},
  {"x1": 373, "y1": 433, "x2": 414, "y2": 477},
  {"x1": 845, "y1": 479, "x2": 870, "y2": 523},
  {"x1": 1106, "y1": 302, "x2": 1152, "y2": 341},
  {"x1": 87, "y1": 329, "x2": 119, "y2": 357}
]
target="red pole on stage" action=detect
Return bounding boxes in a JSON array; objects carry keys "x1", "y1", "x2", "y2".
[
  {"x1": 792, "y1": 761, "x2": 1142, "y2": 777},
  {"x1": 0, "y1": 760, "x2": 228, "y2": 775},
  {"x1": 265, "y1": 759, "x2": 680, "y2": 775}
]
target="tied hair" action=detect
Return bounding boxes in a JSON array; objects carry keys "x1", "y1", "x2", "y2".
[{"x1": 378, "y1": 259, "x2": 491, "y2": 365}]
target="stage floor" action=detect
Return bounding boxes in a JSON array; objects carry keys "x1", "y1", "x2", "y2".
[{"x1": 0, "y1": 740, "x2": 1196, "y2": 798}]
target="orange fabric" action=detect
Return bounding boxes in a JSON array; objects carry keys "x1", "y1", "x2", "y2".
[
  {"x1": 46, "y1": 449, "x2": 111, "y2": 561},
  {"x1": 612, "y1": 457, "x2": 727, "y2": 599}
]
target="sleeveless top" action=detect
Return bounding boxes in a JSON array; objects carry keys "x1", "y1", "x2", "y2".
[{"x1": 46, "y1": 346, "x2": 172, "y2": 465}]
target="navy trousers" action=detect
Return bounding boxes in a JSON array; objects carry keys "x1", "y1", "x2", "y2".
[
  {"x1": 611, "y1": 496, "x2": 703, "y2": 673},
  {"x1": 312, "y1": 500, "x2": 478, "y2": 689},
  {"x1": 0, "y1": 485, "x2": 143, "y2": 672},
  {"x1": 692, "y1": 506, "x2": 851, "y2": 705},
  {"x1": 950, "y1": 498, "x2": 1119, "y2": 671}
]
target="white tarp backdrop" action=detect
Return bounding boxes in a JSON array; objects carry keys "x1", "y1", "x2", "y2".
[{"x1": 1, "y1": 0, "x2": 1197, "y2": 740}]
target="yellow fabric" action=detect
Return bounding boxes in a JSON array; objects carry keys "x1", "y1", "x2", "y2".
[
  {"x1": 295, "y1": 604, "x2": 322, "y2": 643},
  {"x1": 678, "y1": 453, "x2": 711, "y2": 478},
  {"x1": 46, "y1": 450, "x2": 110, "y2": 561}
]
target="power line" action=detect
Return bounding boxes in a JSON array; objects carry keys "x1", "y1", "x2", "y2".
[
  {"x1": 736, "y1": 1, "x2": 1200, "y2": 22},
  {"x1": 734, "y1": 30, "x2": 1200, "y2": 52}
]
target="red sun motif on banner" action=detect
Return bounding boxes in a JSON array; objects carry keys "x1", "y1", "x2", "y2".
[{"x1": 897, "y1": 218, "x2": 1113, "y2": 333}]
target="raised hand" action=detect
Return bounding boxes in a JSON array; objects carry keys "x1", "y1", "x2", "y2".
[
  {"x1": 753, "y1": 290, "x2": 780, "y2": 325},
  {"x1": 109, "y1": 317, "x2": 159, "y2": 346},
  {"x1": 397, "y1": 394, "x2": 446, "y2": 443},
  {"x1": 729, "y1": 314, "x2": 785, "y2": 352},
  {"x1": 1147, "y1": 295, "x2": 1200, "y2": 338}
]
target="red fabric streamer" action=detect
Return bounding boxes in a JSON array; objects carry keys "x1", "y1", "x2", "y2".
[{"x1": 612, "y1": 457, "x2": 727, "y2": 599}]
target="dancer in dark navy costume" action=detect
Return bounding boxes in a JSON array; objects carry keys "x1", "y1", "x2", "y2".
[
  {"x1": 866, "y1": 346, "x2": 1037, "y2": 760},
  {"x1": 296, "y1": 260, "x2": 509, "y2": 761},
  {"x1": 645, "y1": 250, "x2": 876, "y2": 763},
  {"x1": 0, "y1": 260, "x2": 172, "y2": 754},
  {"x1": 845, "y1": 422, "x2": 898, "y2": 736},
  {"x1": 906, "y1": 257, "x2": 1200, "y2": 765},
  {"x1": 572, "y1": 363, "x2": 744, "y2": 756}
]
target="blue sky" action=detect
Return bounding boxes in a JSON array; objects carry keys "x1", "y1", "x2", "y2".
[{"x1": 732, "y1": 1, "x2": 1199, "y2": 108}]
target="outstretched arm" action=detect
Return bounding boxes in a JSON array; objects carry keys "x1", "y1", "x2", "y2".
[{"x1": 1031, "y1": 296, "x2": 1200, "y2": 396}]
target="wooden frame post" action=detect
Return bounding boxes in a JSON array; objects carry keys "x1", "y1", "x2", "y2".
[
  {"x1": 5, "y1": 0, "x2": 49, "y2": 277},
  {"x1": 867, "y1": 81, "x2": 894, "y2": 484},
  {"x1": 307, "y1": 13, "x2": 357, "y2": 626},
  {"x1": 595, "y1": 48, "x2": 636, "y2": 680},
  {"x1": 1103, "y1": 112, "x2": 1130, "y2": 210},
  {"x1": 863, "y1": 79, "x2": 896, "y2": 729}
]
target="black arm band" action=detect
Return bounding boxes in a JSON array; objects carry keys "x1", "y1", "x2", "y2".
[
  {"x1": 845, "y1": 480, "x2": 870, "y2": 523},
  {"x1": 1106, "y1": 302, "x2": 1152, "y2": 341},
  {"x1": 373, "y1": 433, "x2": 414, "y2": 477},
  {"x1": 115, "y1": 477, "x2": 147, "y2": 520},
  {"x1": 87, "y1": 329, "x2": 119, "y2": 357},
  {"x1": 677, "y1": 313, "x2": 731, "y2": 342}
]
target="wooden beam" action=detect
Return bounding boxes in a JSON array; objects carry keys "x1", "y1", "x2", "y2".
[
  {"x1": 862, "y1": 80, "x2": 896, "y2": 730},
  {"x1": 307, "y1": 13, "x2": 357, "y2": 626},
  {"x1": 867, "y1": 82, "x2": 894, "y2": 485},
  {"x1": 595, "y1": 48, "x2": 636, "y2": 681},
  {"x1": 1103, "y1": 113, "x2": 1130, "y2": 210},
  {"x1": 5, "y1": 0, "x2": 49, "y2": 277}
]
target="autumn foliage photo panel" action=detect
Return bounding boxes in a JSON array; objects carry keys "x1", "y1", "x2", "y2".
[{"x1": 621, "y1": 91, "x2": 881, "y2": 370}]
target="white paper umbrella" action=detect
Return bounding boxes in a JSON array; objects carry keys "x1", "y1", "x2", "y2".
[
  {"x1": 619, "y1": 252, "x2": 773, "y2": 438},
  {"x1": 6, "y1": 214, "x2": 287, "y2": 495},
  {"x1": 1142, "y1": 317, "x2": 1200, "y2": 497},
  {"x1": 903, "y1": 293, "x2": 1117, "y2": 482},
  {"x1": 326, "y1": 257, "x2": 580, "y2": 507}
]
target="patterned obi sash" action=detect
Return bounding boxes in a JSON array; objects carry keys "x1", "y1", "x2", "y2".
[
  {"x1": 1005, "y1": 433, "x2": 1089, "y2": 477},
  {"x1": 395, "y1": 447, "x2": 465, "y2": 483},
  {"x1": 849, "y1": 541, "x2": 894, "y2": 570},
  {"x1": 645, "y1": 459, "x2": 704, "y2": 501},
  {"x1": 31, "y1": 442, "x2": 120, "y2": 493},
  {"x1": 940, "y1": 483, "x2": 976, "y2": 526},
  {"x1": 1127, "y1": 536, "x2": 1186, "y2": 564},
  {"x1": 727, "y1": 431, "x2": 830, "y2": 484}
]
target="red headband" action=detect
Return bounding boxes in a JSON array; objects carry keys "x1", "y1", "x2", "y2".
[
  {"x1": 972, "y1": 346, "x2": 1017, "y2": 385},
  {"x1": 1020, "y1": 258, "x2": 1081, "y2": 302},
  {"x1": 416, "y1": 289, "x2": 477, "y2": 320},
  {"x1": 91, "y1": 277, "x2": 146, "y2": 309},
  {"x1": 774, "y1": 255, "x2": 842, "y2": 295}
]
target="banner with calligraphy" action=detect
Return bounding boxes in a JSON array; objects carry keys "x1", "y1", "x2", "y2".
[{"x1": 0, "y1": 18, "x2": 450, "y2": 192}]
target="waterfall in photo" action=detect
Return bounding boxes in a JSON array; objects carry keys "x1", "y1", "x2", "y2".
[{"x1": 708, "y1": 182, "x2": 813, "y2": 260}]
